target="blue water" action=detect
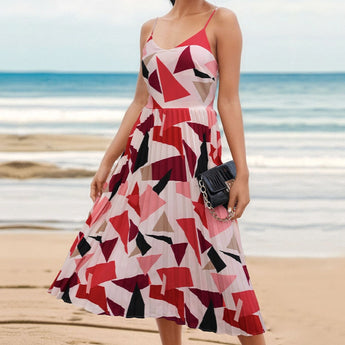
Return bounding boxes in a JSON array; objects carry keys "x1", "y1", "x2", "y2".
[{"x1": 0, "y1": 72, "x2": 344, "y2": 257}]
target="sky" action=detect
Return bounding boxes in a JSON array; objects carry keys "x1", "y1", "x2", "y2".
[{"x1": 0, "y1": 0, "x2": 344, "y2": 73}]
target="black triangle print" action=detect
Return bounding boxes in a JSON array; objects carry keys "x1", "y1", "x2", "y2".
[
  {"x1": 126, "y1": 282, "x2": 145, "y2": 318},
  {"x1": 89, "y1": 235, "x2": 102, "y2": 243},
  {"x1": 146, "y1": 234, "x2": 173, "y2": 245},
  {"x1": 141, "y1": 60, "x2": 149, "y2": 79},
  {"x1": 220, "y1": 250, "x2": 242, "y2": 264},
  {"x1": 133, "y1": 131, "x2": 149, "y2": 172},
  {"x1": 194, "y1": 133, "x2": 208, "y2": 177},
  {"x1": 193, "y1": 68, "x2": 211, "y2": 79},
  {"x1": 109, "y1": 163, "x2": 129, "y2": 201},
  {"x1": 207, "y1": 247, "x2": 226, "y2": 273},
  {"x1": 61, "y1": 283, "x2": 72, "y2": 303},
  {"x1": 77, "y1": 237, "x2": 91, "y2": 257},
  {"x1": 199, "y1": 300, "x2": 217, "y2": 332},
  {"x1": 109, "y1": 179, "x2": 122, "y2": 201},
  {"x1": 153, "y1": 168, "x2": 172, "y2": 195},
  {"x1": 136, "y1": 231, "x2": 151, "y2": 256}
]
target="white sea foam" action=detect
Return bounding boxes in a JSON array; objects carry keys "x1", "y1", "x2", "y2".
[
  {"x1": 0, "y1": 108, "x2": 126, "y2": 123},
  {"x1": 1, "y1": 151, "x2": 345, "y2": 172},
  {"x1": 0, "y1": 96, "x2": 132, "y2": 107}
]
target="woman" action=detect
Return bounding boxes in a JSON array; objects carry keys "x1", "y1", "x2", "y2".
[{"x1": 47, "y1": 1, "x2": 267, "y2": 344}]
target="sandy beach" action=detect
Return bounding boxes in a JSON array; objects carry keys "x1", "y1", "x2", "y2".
[{"x1": 1, "y1": 231, "x2": 344, "y2": 345}]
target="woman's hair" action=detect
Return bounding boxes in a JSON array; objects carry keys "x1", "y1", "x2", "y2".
[{"x1": 169, "y1": 0, "x2": 175, "y2": 5}]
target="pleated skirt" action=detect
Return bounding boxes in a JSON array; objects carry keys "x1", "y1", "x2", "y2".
[{"x1": 47, "y1": 105, "x2": 267, "y2": 336}]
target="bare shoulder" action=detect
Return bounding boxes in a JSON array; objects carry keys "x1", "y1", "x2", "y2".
[
  {"x1": 140, "y1": 18, "x2": 157, "y2": 39},
  {"x1": 213, "y1": 7, "x2": 240, "y2": 30}
]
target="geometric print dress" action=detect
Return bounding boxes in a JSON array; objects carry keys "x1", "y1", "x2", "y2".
[{"x1": 47, "y1": 8, "x2": 267, "y2": 336}]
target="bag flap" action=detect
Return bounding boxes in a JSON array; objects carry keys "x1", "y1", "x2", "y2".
[{"x1": 199, "y1": 161, "x2": 236, "y2": 193}]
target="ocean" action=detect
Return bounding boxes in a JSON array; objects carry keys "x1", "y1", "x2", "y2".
[{"x1": 0, "y1": 72, "x2": 344, "y2": 257}]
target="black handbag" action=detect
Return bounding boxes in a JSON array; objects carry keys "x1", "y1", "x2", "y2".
[{"x1": 196, "y1": 160, "x2": 237, "y2": 222}]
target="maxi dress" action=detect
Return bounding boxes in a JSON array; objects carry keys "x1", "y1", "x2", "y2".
[{"x1": 47, "y1": 8, "x2": 267, "y2": 336}]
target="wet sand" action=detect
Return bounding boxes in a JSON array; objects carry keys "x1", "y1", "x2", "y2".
[
  {"x1": 0, "y1": 134, "x2": 110, "y2": 178},
  {"x1": 0, "y1": 134, "x2": 111, "y2": 152}
]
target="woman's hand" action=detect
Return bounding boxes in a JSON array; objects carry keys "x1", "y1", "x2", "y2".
[
  {"x1": 90, "y1": 164, "x2": 112, "y2": 202},
  {"x1": 227, "y1": 174, "x2": 250, "y2": 220}
]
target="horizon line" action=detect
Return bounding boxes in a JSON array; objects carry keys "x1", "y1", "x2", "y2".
[{"x1": 0, "y1": 70, "x2": 344, "y2": 74}]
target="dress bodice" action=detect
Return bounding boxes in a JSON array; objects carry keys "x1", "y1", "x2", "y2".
[{"x1": 141, "y1": 9, "x2": 219, "y2": 109}]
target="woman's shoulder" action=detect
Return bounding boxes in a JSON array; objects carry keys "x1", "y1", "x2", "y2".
[
  {"x1": 140, "y1": 17, "x2": 157, "y2": 38},
  {"x1": 213, "y1": 6, "x2": 240, "y2": 28}
]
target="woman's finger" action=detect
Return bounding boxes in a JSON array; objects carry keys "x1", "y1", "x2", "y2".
[
  {"x1": 233, "y1": 201, "x2": 245, "y2": 219},
  {"x1": 97, "y1": 180, "x2": 104, "y2": 196},
  {"x1": 90, "y1": 188, "x2": 96, "y2": 202},
  {"x1": 227, "y1": 189, "x2": 237, "y2": 214},
  {"x1": 90, "y1": 180, "x2": 98, "y2": 202},
  {"x1": 233, "y1": 195, "x2": 250, "y2": 219}
]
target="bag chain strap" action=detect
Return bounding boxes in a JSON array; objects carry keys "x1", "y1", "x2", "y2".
[{"x1": 198, "y1": 178, "x2": 235, "y2": 222}]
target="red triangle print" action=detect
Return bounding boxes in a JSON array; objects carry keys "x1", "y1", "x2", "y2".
[
  {"x1": 176, "y1": 30, "x2": 212, "y2": 54},
  {"x1": 100, "y1": 238, "x2": 118, "y2": 262},
  {"x1": 127, "y1": 183, "x2": 140, "y2": 216},
  {"x1": 109, "y1": 210, "x2": 130, "y2": 253},
  {"x1": 156, "y1": 56, "x2": 190, "y2": 102},
  {"x1": 171, "y1": 243, "x2": 188, "y2": 266},
  {"x1": 174, "y1": 46, "x2": 195, "y2": 73},
  {"x1": 210, "y1": 273, "x2": 237, "y2": 293},
  {"x1": 197, "y1": 229, "x2": 212, "y2": 253},
  {"x1": 137, "y1": 254, "x2": 162, "y2": 274},
  {"x1": 192, "y1": 194, "x2": 208, "y2": 228},
  {"x1": 148, "y1": 70, "x2": 162, "y2": 93},
  {"x1": 151, "y1": 95, "x2": 162, "y2": 109},
  {"x1": 176, "y1": 218, "x2": 201, "y2": 264}
]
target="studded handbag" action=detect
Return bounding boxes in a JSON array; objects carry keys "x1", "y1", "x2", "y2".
[{"x1": 196, "y1": 160, "x2": 237, "y2": 222}]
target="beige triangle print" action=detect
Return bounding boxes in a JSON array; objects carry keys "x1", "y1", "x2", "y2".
[
  {"x1": 153, "y1": 212, "x2": 174, "y2": 232},
  {"x1": 193, "y1": 81, "x2": 212, "y2": 102},
  {"x1": 227, "y1": 234, "x2": 240, "y2": 252},
  {"x1": 129, "y1": 246, "x2": 141, "y2": 257},
  {"x1": 96, "y1": 220, "x2": 107, "y2": 233},
  {"x1": 70, "y1": 247, "x2": 80, "y2": 258},
  {"x1": 143, "y1": 53, "x2": 156, "y2": 66},
  {"x1": 140, "y1": 165, "x2": 152, "y2": 180},
  {"x1": 203, "y1": 261, "x2": 215, "y2": 270}
]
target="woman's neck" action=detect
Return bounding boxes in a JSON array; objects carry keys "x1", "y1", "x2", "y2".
[{"x1": 170, "y1": 0, "x2": 210, "y2": 17}]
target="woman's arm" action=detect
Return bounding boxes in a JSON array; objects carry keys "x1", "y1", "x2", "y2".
[
  {"x1": 90, "y1": 19, "x2": 154, "y2": 201},
  {"x1": 215, "y1": 8, "x2": 250, "y2": 219}
]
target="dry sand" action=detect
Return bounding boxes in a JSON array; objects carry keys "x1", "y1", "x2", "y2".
[{"x1": 1, "y1": 231, "x2": 344, "y2": 345}]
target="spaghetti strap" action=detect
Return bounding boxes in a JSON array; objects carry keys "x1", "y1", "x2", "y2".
[
  {"x1": 203, "y1": 7, "x2": 218, "y2": 29},
  {"x1": 150, "y1": 17, "x2": 158, "y2": 36}
]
